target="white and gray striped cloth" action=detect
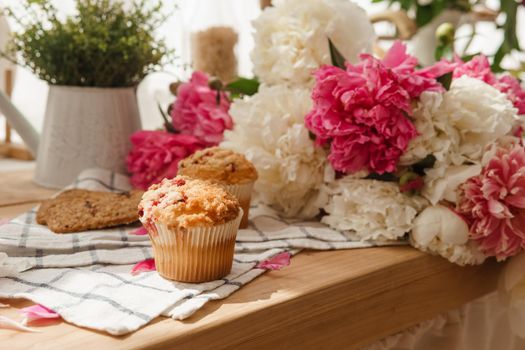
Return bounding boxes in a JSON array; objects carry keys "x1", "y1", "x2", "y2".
[{"x1": 0, "y1": 169, "x2": 403, "y2": 335}]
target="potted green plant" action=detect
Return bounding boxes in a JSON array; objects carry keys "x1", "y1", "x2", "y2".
[{"x1": 1, "y1": 0, "x2": 169, "y2": 188}]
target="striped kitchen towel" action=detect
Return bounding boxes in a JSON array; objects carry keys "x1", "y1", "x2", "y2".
[{"x1": 0, "y1": 169, "x2": 404, "y2": 335}]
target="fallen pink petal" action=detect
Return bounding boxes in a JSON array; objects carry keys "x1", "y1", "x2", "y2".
[
  {"x1": 131, "y1": 259, "x2": 156, "y2": 275},
  {"x1": 0, "y1": 316, "x2": 40, "y2": 333},
  {"x1": 130, "y1": 227, "x2": 148, "y2": 236},
  {"x1": 256, "y1": 252, "x2": 291, "y2": 271},
  {"x1": 20, "y1": 304, "x2": 60, "y2": 324},
  {"x1": 0, "y1": 218, "x2": 9, "y2": 226}
]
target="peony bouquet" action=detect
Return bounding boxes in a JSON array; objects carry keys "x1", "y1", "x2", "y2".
[
  {"x1": 121, "y1": 0, "x2": 525, "y2": 335},
  {"x1": 222, "y1": 0, "x2": 525, "y2": 267}
]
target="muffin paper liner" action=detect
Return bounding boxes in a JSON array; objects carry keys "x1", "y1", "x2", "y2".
[
  {"x1": 224, "y1": 182, "x2": 254, "y2": 228},
  {"x1": 149, "y1": 210, "x2": 243, "y2": 283}
]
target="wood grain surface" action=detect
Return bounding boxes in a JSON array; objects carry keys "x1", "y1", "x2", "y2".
[
  {"x1": 0, "y1": 169, "x2": 504, "y2": 350},
  {"x1": 0, "y1": 170, "x2": 55, "y2": 207}
]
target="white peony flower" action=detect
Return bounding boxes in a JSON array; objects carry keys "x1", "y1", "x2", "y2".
[
  {"x1": 410, "y1": 205, "x2": 486, "y2": 265},
  {"x1": 400, "y1": 91, "x2": 460, "y2": 166},
  {"x1": 481, "y1": 135, "x2": 523, "y2": 166},
  {"x1": 401, "y1": 91, "x2": 470, "y2": 205},
  {"x1": 320, "y1": 178, "x2": 427, "y2": 241},
  {"x1": 422, "y1": 164, "x2": 481, "y2": 205},
  {"x1": 251, "y1": 0, "x2": 375, "y2": 86},
  {"x1": 441, "y1": 76, "x2": 519, "y2": 161},
  {"x1": 405, "y1": 80, "x2": 519, "y2": 205},
  {"x1": 221, "y1": 85, "x2": 327, "y2": 218}
]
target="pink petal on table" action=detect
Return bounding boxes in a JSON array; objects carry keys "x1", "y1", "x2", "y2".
[
  {"x1": 256, "y1": 252, "x2": 291, "y2": 271},
  {"x1": 20, "y1": 304, "x2": 60, "y2": 324},
  {"x1": 131, "y1": 259, "x2": 156, "y2": 275},
  {"x1": 129, "y1": 226, "x2": 148, "y2": 235},
  {"x1": 0, "y1": 218, "x2": 9, "y2": 226},
  {"x1": 0, "y1": 316, "x2": 40, "y2": 332}
]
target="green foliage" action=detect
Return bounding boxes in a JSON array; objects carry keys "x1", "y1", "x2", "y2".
[
  {"x1": 434, "y1": 22, "x2": 455, "y2": 62},
  {"x1": 225, "y1": 77, "x2": 260, "y2": 98},
  {"x1": 365, "y1": 172, "x2": 398, "y2": 182},
  {"x1": 434, "y1": 44, "x2": 453, "y2": 61},
  {"x1": 461, "y1": 53, "x2": 480, "y2": 62},
  {"x1": 328, "y1": 39, "x2": 346, "y2": 69},
  {"x1": 3, "y1": 0, "x2": 171, "y2": 87},
  {"x1": 411, "y1": 154, "x2": 436, "y2": 176},
  {"x1": 206, "y1": 76, "x2": 260, "y2": 100},
  {"x1": 415, "y1": 3, "x2": 437, "y2": 28},
  {"x1": 492, "y1": 0, "x2": 520, "y2": 72},
  {"x1": 436, "y1": 72, "x2": 453, "y2": 90}
]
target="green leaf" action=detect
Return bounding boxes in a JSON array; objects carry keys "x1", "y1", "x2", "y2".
[
  {"x1": 225, "y1": 77, "x2": 260, "y2": 97},
  {"x1": 328, "y1": 38, "x2": 346, "y2": 69},
  {"x1": 415, "y1": 0, "x2": 449, "y2": 28},
  {"x1": 228, "y1": 92, "x2": 241, "y2": 100},
  {"x1": 491, "y1": 47, "x2": 506, "y2": 73},
  {"x1": 437, "y1": 72, "x2": 453, "y2": 90},
  {"x1": 399, "y1": 0, "x2": 413, "y2": 11},
  {"x1": 365, "y1": 172, "x2": 398, "y2": 182},
  {"x1": 411, "y1": 154, "x2": 436, "y2": 176},
  {"x1": 434, "y1": 43, "x2": 453, "y2": 61},
  {"x1": 415, "y1": 5, "x2": 435, "y2": 27},
  {"x1": 491, "y1": 0, "x2": 520, "y2": 72},
  {"x1": 434, "y1": 45, "x2": 445, "y2": 61},
  {"x1": 386, "y1": 0, "x2": 414, "y2": 11},
  {"x1": 461, "y1": 53, "x2": 480, "y2": 63}
]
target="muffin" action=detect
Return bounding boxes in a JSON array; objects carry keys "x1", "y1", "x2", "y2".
[
  {"x1": 178, "y1": 147, "x2": 258, "y2": 228},
  {"x1": 138, "y1": 176, "x2": 242, "y2": 282}
]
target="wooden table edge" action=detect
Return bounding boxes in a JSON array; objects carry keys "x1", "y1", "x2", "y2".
[
  {"x1": 0, "y1": 169, "x2": 503, "y2": 349},
  {"x1": 131, "y1": 256, "x2": 501, "y2": 350}
]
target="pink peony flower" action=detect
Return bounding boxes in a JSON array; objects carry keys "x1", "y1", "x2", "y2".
[
  {"x1": 306, "y1": 41, "x2": 443, "y2": 174},
  {"x1": 170, "y1": 71, "x2": 233, "y2": 146},
  {"x1": 382, "y1": 41, "x2": 449, "y2": 97},
  {"x1": 452, "y1": 55, "x2": 496, "y2": 85},
  {"x1": 458, "y1": 144, "x2": 525, "y2": 260},
  {"x1": 452, "y1": 55, "x2": 525, "y2": 114},
  {"x1": 495, "y1": 75, "x2": 525, "y2": 115},
  {"x1": 127, "y1": 130, "x2": 204, "y2": 190}
]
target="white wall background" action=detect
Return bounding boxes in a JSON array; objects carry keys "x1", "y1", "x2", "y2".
[{"x1": 0, "y1": 0, "x2": 524, "y2": 141}]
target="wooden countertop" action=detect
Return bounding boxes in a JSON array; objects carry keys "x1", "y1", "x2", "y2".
[{"x1": 0, "y1": 169, "x2": 503, "y2": 350}]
